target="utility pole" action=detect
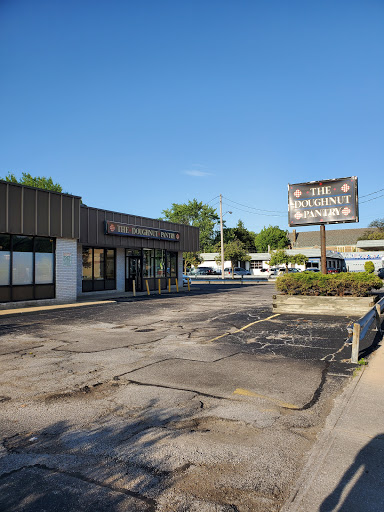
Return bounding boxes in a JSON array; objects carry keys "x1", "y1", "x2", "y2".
[
  {"x1": 220, "y1": 194, "x2": 225, "y2": 280},
  {"x1": 320, "y1": 224, "x2": 327, "y2": 274}
]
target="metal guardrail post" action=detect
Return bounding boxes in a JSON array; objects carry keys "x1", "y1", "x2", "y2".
[
  {"x1": 351, "y1": 323, "x2": 361, "y2": 364},
  {"x1": 348, "y1": 296, "x2": 384, "y2": 363},
  {"x1": 375, "y1": 304, "x2": 382, "y2": 332}
]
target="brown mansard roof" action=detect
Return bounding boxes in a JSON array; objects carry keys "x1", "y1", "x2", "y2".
[{"x1": 289, "y1": 227, "x2": 376, "y2": 248}]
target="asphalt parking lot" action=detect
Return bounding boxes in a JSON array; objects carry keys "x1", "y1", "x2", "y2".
[{"x1": 0, "y1": 283, "x2": 375, "y2": 512}]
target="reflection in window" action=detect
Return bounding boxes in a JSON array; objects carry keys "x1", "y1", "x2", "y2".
[
  {"x1": 82, "y1": 248, "x2": 93, "y2": 280},
  {"x1": 81, "y1": 247, "x2": 116, "y2": 291},
  {"x1": 143, "y1": 249, "x2": 154, "y2": 278},
  {"x1": 93, "y1": 249, "x2": 105, "y2": 280},
  {"x1": 155, "y1": 249, "x2": 165, "y2": 277},
  {"x1": 12, "y1": 236, "x2": 34, "y2": 285},
  {"x1": 35, "y1": 253, "x2": 54, "y2": 284},
  {"x1": 170, "y1": 252, "x2": 177, "y2": 277},
  {"x1": 0, "y1": 235, "x2": 11, "y2": 286},
  {"x1": 12, "y1": 252, "x2": 33, "y2": 285}
]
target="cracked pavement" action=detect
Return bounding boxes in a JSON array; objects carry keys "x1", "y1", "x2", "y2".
[{"x1": 0, "y1": 283, "x2": 374, "y2": 511}]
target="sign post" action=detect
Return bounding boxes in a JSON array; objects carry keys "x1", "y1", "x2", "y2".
[
  {"x1": 320, "y1": 224, "x2": 326, "y2": 274},
  {"x1": 288, "y1": 177, "x2": 359, "y2": 274}
]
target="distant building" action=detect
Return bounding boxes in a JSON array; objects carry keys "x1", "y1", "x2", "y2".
[
  {"x1": 289, "y1": 228, "x2": 384, "y2": 272},
  {"x1": 288, "y1": 227, "x2": 377, "y2": 253}
]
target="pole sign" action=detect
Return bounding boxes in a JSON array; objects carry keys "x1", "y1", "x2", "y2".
[
  {"x1": 288, "y1": 177, "x2": 358, "y2": 227},
  {"x1": 105, "y1": 221, "x2": 180, "y2": 241}
]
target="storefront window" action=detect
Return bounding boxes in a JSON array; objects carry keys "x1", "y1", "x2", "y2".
[
  {"x1": 82, "y1": 247, "x2": 116, "y2": 292},
  {"x1": 12, "y1": 236, "x2": 33, "y2": 285},
  {"x1": 166, "y1": 252, "x2": 177, "y2": 277},
  {"x1": 0, "y1": 235, "x2": 55, "y2": 301},
  {"x1": 0, "y1": 235, "x2": 10, "y2": 286},
  {"x1": 155, "y1": 249, "x2": 165, "y2": 277},
  {"x1": 82, "y1": 248, "x2": 93, "y2": 280},
  {"x1": 94, "y1": 249, "x2": 105, "y2": 280},
  {"x1": 35, "y1": 238, "x2": 54, "y2": 284},
  {"x1": 143, "y1": 249, "x2": 154, "y2": 278}
]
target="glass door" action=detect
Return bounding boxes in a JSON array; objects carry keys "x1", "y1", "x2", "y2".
[{"x1": 126, "y1": 256, "x2": 142, "y2": 292}]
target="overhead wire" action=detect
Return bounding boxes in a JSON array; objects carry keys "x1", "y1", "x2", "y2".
[
  {"x1": 206, "y1": 195, "x2": 220, "y2": 204},
  {"x1": 223, "y1": 196, "x2": 286, "y2": 214},
  {"x1": 223, "y1": 203, "x2": 286, "y2": 217},
  {"x1": 360, "y1": 188, "x2": 384, "y2": 198},
  {"x1": 360, "y1": 194, "x2": 384, "y2": 204}
]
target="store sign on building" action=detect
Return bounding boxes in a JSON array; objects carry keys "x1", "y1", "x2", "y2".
[
  {"x1": 105, "y1": 221, "x2": 180, "y2": 241},
  {"x1": 288, "y1": 177, "x2": 358, "y2": 227}
]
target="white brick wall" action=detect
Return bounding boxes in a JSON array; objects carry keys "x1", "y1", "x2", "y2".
[
  {"x1": 55, "y1": 238, "x2": 78, "y2": 302},
  {"x1": 116, "y1": 248, "x2": 125, "y2": 292},
  {"x1": 178, "y1": 250, "x2": 183, "y2": 283}
]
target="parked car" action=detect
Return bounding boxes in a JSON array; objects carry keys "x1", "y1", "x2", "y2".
[
  {"x1": 192, "y1": 267, "x2": 214, "y2": 275},
  {"x1": 288, "y1": 268, "x2": 301, "y2": 273},
  {"x1": 183, "y1": 275, "x2": 191, "y2": 286},
  {"x1": 305, "y1": 268, "x2": 320, "y2": 272},
  {"x1": 327, "y1": 268, "x2": 341, "y2": 274},
  {"x1": 377, "y1": 268, "x2": 384, "y2": 279},
  {"x1": 212, "y1": 268, "x2": 222, "y2": 275},
  {"x1": 224, "y1": 267, "x2": 251, "y2": 276}
]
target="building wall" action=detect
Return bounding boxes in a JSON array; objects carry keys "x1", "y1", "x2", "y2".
[
  {"x1": 55, "y1": 238, "x2": 78, "y2": 302},
  {"x1": 178, "y1": 250, "x2": 183, "y2": 284},
  {"x1": 116, "y1": 248, "x2": 125, "y2": 292},
  {"x1": 342, "y1": 252, "x2": 384, "y2": 272}
]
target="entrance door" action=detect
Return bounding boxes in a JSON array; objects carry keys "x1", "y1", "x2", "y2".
[{"x1": 126, "y1": 256, "x2": 142, "y2": 292}]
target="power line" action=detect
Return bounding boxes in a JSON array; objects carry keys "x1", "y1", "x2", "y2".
[
  {"x1": 206, "y1": 195, "x2": 220, "y2": 204},
  {"x1": 360, "y1": 194, "x2": 384, "y2": 204},
  {"x1": 223, "y1": 196, "x2": 286, "y2": 214},
  {"x1": 360, "y1": 188, "x2": 384, "y2": 198},
  {"x1": 224, "y1": 203, "x2": 286, "y2": 217}
]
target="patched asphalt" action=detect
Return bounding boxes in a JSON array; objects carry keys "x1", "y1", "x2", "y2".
[{"x1": 0, "y1": 283, "x2": 380, "y2": 512}]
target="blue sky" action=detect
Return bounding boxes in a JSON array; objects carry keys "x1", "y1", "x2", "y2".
[{"x1": 1, "y1": 0, "x2": 383, "y2": 233}]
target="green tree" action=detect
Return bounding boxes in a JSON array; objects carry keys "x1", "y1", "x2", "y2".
[
  {"x1": 268, "y1": 249, "x2": 308, "y2": 272},
  {"x1": 369, "y1": 219, "x2": 384, "y2": 230},
  {"x1": 161, "y1": 199, "x2": 220, "y2": 252},
  {"x1": 215, "y1": 239, "x2": 251, "y2": 277},
  {"x1": 1, "y1": 172, "x2": 63, "y2": 192},
  {"x1": 358, "y1": 219, "x2": 384, "y2": 241},
  {"x1": 183, "y1": 252, "x2": 203, "y2": 273},
  {"x1": 232, "y1": 220, "x2": 257, "y2": 251},
  {"x1": 364, "y1": 261, "x2": 375, "y2": 273},
  {"x1": 254, "y1": 225, "x2": 290, "y2": 252}
]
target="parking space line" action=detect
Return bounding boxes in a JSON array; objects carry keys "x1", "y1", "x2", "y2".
[
  {"x1": 233, "y1": 387, "x2": 299, "y2": 409},
  {"x1": 233, "y1": 314, "x2": 280, "y2": 333},
  {"x1": 207, "y1": 313, "x2": 280, "y2": 343},
  {"x1": 0, "y1": 300, "x2": 116, "y2": 316}
]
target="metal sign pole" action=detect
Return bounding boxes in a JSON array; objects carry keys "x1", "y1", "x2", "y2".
[{"x1": 320, "y1": 224, "x2": 327, "y2": 274}]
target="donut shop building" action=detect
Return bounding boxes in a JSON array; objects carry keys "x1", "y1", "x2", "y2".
[{"x1": 0, "y1": 180, "x2": 199, "y2": 307}]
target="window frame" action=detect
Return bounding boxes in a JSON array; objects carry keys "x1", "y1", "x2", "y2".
[
  {"x1": 81, "y1": 247, "x2": 116, "y2": 292},
  {"x1": 0, "y1": 234, "x2": 56, "y2": 302}
]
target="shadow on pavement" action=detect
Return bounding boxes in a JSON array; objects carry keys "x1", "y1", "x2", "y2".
[{"x1": 320, "y1": 434, "x2": 384, "y2": 512}]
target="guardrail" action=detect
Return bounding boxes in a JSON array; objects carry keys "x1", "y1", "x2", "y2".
[
  {"x1": 347, "y1": 296, "x2": 384, "y2": 363},
  {"x1": 188, "y1": 276, "x2": 268, "y2": 285}
]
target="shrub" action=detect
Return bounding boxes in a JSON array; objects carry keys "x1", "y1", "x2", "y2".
[
  {"x1": 276, "y1": 272, "x2": 383, "y2": 297},
  {"x1": 364, "y1": 261, "x2": 375, "y2": 273}
]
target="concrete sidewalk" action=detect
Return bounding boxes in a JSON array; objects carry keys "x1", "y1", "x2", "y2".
[{"x1": 282, "y1": 342, "x2": 384, "y2": 512}]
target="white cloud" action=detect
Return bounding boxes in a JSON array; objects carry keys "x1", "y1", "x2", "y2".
[{"x1": 183, "y1": 169, "x2": 213, "y2": 177}]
